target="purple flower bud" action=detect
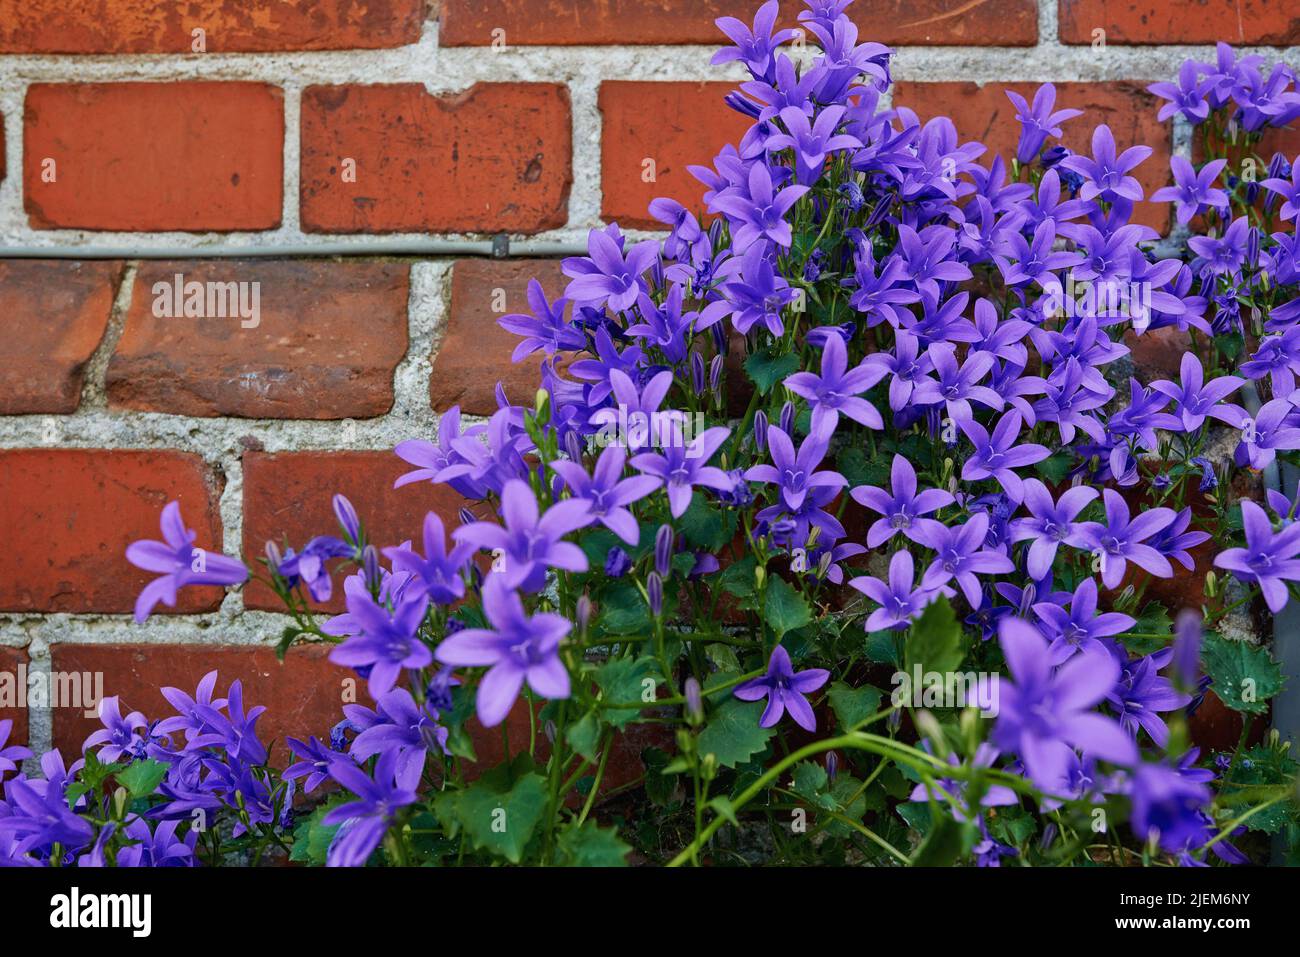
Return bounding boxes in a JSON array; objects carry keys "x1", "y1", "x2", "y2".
[
  {"x1": 710, "y1": 323, "x2": 728, "y2": 355},
  {"x1": 647, "y1": 572, "x2": 664, "y2": 617},
  {"x1": 361, "y1": 545, "x2": 381, "y2": 589},
  {"x1": 333, "y1": 493, "x2": 361, "y2": 544},
  {"x1": 691, "y1": 351, "x2": 706, "y2": 393},
  {"x1": 605, "y1": 547, "x2": 632, "y2": 578},
  {"x1": 709, "y1": 354, "x2": 724, "y2": 393},
  {"x1": 779, "y1": 401, "x2": 795, "y2": 435},
  {"x1": 551, "y1": 474, "x2": 565, "y2": 501},
  {"x1": 576, "y1": 593, "x2": 593, "y2": 634},
  {"x1": 458, "y1": 507, "x2": 476, "y2": 526},
  {"x1": 1173, "y1": 609, "x2": 1203, "y2": 691},
  {"x1": 544, "y1": 720, "x2": 557, "y2": 744},
  {"x1": 753, "y1": 410, "x2": 769, "y2": 453},
  {"x1": 564, "y1": 430, "x2": 584, "y2": 463},
  {"x1": 1040, "y1": 823, "x2": 1058, "y2": 849},
  {"x1": 887, "y1": 709, "x2": 902, "y2": 733},
  {"x1": 264, "y1": 540, "x2": 282, "y2": 569},
  {"x1": 825, "y1": 750, "x2": 839, "y2": 783},
  {"x1": 684, "y1": 677, "x2": 703, "y2": 722},
  {"x1": 1018, "y1": 584, "x2": 1036, "y2": 617},
  {"x1": 655, "y1": 524, "x2": 674, "y2": 578}
]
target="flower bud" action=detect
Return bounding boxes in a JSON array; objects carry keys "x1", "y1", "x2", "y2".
[
  {"x1": 684, "y1": 677, "x2": 703, "y2": 725},
  {"x1": 362, "y1": 545, "x2": 382, "y2": 590},
  {"x1": 825, "y1": 751, "x2": 839, "y2": 783},
  {"x1": 534, "y1": 387, "x2": 551, "y2": 423},
  {"x1": 333, "y1": 493, "x2": 361, "y2": 545},
  {"x1": 753, "y1": 410, "x2": 769, "y2": 454},
  {"x1": 779, "y1": 401, "x2": 795, "y2": 435},
  {"x1": 264, "y1": 540, "x2": 283, "y2": 570},
  {"x1": 576, "y1": 593, "x2": 593, "y2": 635},
  {"x1": 1173, "y1": 609, "x2": 1203, "y2": 691},
  {"x1": 564, "y1": 430, "x2": 584, "y2": 463},
  {"x1": 458, "y1": 507, "x2": 476, "y2": 527},
  {"x1": 709, "y1": 354, "x2": 724, "y2": 394},
  {"x1": 647, "y1": 572, "x2": 664, "y2": 617},
  {"x1": 691, "y1": 351, "x2": 706, "y2": 393},
  {"x1": 605, "y1": 547, "x2": 632, "y2": 578},
  {"x1": 655, "y1": 524, "x2": 674, "y2": 578},
  {"x1": 544, "y1": 720, "x2": 557, "y2": 745}
]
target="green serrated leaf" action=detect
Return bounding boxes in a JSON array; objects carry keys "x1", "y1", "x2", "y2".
[
  {"x1": 905, "y1": 595, "x2": 965, "y2": 676},
  {"x1": 556, "y1": 821, "x2": 631, "y2": 867},
  {"x1": 566, "y1": 711, "x2": 601, "y2": 763},
  {"x1": 1203, "y1": 633, "x2": 1285, "y2": 714},
  {"x1": 910, "y1": 809, "x2": 974, "y2": 866},
  {"x1": 434, "y1": 755, "x2": 547, "y2": 864},
  {"x1": 1033, "y1": 452, "x2": 1073, "y2": 485},
  {"x1": 595, "y1": 656, "x2": 661, "y2": 728},
  {"x1": 698, "y1": 698, "x2": 775, "y2": 768},
  {"x1": 744, "y1": 349, "x2": 800, "y2": 394},
  {"x1": 116, "y1": 759, "x2": 168, "y2": 799},
  {"x1": 679, "y1": 493, "x2": 737, "y2": 551},
  {"x1": 597, "y1": 580, "x2": 652, "y2": 637},
  {"x1": 827, "y1": 682, "x2": 883, "y2": 731},
  {"x1": 764, "y1": 576, "x2": 812, "y2": 637}
]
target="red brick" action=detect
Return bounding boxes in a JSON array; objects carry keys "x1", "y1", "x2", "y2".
[
  {"x1": 431, "y1": 259, "x2": 569, "y2": 415},
  {"x1": 0, "y1": 260, "x2": 121, "y2": 414},
  {"x1": 892, "y1": 81, "x2": 1172, "y2": 232},
  {"x1": 241, "y1": 451, "x2": 483, "y2": 612},
  {"x1": 0, "y1": 647, "x2": 29, "y2": 753},
  {"x1": 441, "y1": 0, "x2": 1037, "y2": 46},
  {"x1": 106, "y1": 261, "x2": 409, "y2": 419},
  {"x1": 0, "y1": 450, "x2": 225, "y2": 614},
  {"x1": 600, "y1": 81, "x2": 754, "y2": 230},
  {"x1": 50, "y1": 644, "x2": 363, "y2": 767},
  {"x1": 300, "y1": 84, "x2": 572, "y2": 234},
  {"x1": 24, "y1": 83, "x2": 283, "y2": 231},
  {"x1": 1059, "y1": 0, "x2": 1299, "y2": 45},
  {"x1": 0, "y1": 0, "x2": 424, "y2": 53}
]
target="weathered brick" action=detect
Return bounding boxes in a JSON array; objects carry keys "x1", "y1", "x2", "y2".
[
  {"x1": 431, "y1": 259, "x2": 568, "y2": 415},
  {"x1": 600, "y1": 81, "x2": 753, "y2": 229},
  {"x1": 891, "y1": 81, "x2": 1172, "y2": 232},
  {"x1": 241, "y1": 451, "x2": 482, "y2": 612},
  {"x1": 24, "y1": 83, "x2": 283, "y2": 231},
  {"x1": 300, "y1": 84, "x2": 572, "y2": 234},
  {"x1": 1059, "y1": 0, "x2": 1299, "y2": 45},
  {"x1": 0, "y1": 450, "x2": 225, "y2": 614},
  {"x1": 0, "y1": 260, "x2": 121, "y2": 414},
  {"x1": 0, "y1": 647, "x2": 29, "y2": 753},
  {"x1": 106, "y1": 261, "x2": 409, "y2": 419},
  {"x1": 50, "y1": 644, "x2": 361, "y2": 767},
  {"x1": 0, "y1": 0, "x2": 424, "y2": 53},
  {"x1": 441, "y1": 0, "x2": 1037, "y2": 46}
]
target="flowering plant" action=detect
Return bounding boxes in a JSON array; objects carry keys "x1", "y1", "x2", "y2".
[{"x1": 5, "y1": 0, "x2": 1300, "y2": 868}]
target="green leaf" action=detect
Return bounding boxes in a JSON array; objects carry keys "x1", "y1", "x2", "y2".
[
  {"x1": 864, "y1": 628, "x2": 903, "y2": 668},
  {"x1": 556, "y1": 821, "x2": 631, "y2": 867},
  {"x1": 698, "y1": 698, "x2": 775, "y2": 768},
  {"x1": 290, "y1": 797, "x2": 347, "y2": 865},
  {"x1": 718, "y1": 554, "x2": 758, "y2": 598},
  {"x1": 791, "y1": 761, "x2": 837, "y2": 811},
  {"x1": 837, "y1": 446, "x2": 889, "y2": 489},
  {"x1": 679, "y1": 493, "x2": 737, "y2": 551},
  {"x1": 744, "y1": 348, "x2": 800, "y2": 394},
  {"x1": 1121, "y1": 602, "x2": 1172, "y2": 656},
  {"x1": 434, "y1": 754, "x2": 547, "y2": 863},
  {"x1": 594, "y1": 656, "x2": 661, "y2": 728},
  {"x1": 827, "y1": 682, "x2": 883, "y2": 731},
  {"x1": 1033, "y1": 452, "x2": 1073, "y2": 485},
  {"x1": 597, "y1": 580, "x2": 652, "y2": 636},
  {"x1": 116, "y1": 759, "x2": 169, "y2": 799},
  {"x1": 905, "y1": 595, "x2": 965, "y2": 676},
  {"x1": 910, "y1": 810, "x2": 974, "y2": 866},
  {"x1": 1202, "y1": 633, "x2": 1285, "y2": 714},
  {"x1": 764, "y1": 576, "x2": 812, "y2": 637},
  {"x1": 565, "y1": 712, "x2": 601, "y2": 763}
]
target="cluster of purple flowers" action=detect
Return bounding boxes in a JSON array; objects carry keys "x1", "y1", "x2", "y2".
[{"x1": 6, "y1": 0, "x2": 1296, "y2": 869}]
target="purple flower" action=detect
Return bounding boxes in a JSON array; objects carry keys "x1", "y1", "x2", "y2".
[
  {"x1": 498, "y1": 278, "x2": 585, "y2": 360},
  {"x1": 551, "y1": 445, "x2": 660, "y2": 547},
  {"x1": 83, "y1": 697, "x2": 147, "y2": 764},
  {"x1": 915, "y1": 513, "x2": 1015, "y2": 607},
  {"x1": 1150, "y1": 353, "x2": 1247, "y2": 432},
  {"x1": 711, "y1": 0, "x2": 798, "y2": 77},
  {"x1": 1010, "y1": 478, "x2": 1097, "y2": 579},
  {"x1": 394, "y1": 406, "x2": 489, "y2": 499},
  {"x1": 285, "y1": 735, "x2": 341, "y2": 792},
  {"x1": 126, "y1": 501, "x2": 249, "y2": 623},
  {"x1": 850, "y1": 453, "x2": 953, "y2": 548},
  {"x1": 1187, "y1": 215, "x2": 1250, "y2": 276},
  {"x1": 1033, "y1": 577, "x2": 1135, "y2": 665},
  {"x1": 849, "y1": 550, "x2": 952, "y2": 630},
  {"x1": 384, "y1": 511, "x2": 475, "y2": 605},
  {"x1": 1076, "y1": 489, "x2": 1176, "y2": 589},
  {"x1": 1236, "y1": 398, "x2": 1300, "y2": 470},
  {"x1": 435, "y1": 575, "x2": 571, "y2": 727},
  {"x1": 1261, "y1": 161, "x2": 1300, "y2": 221},
  {"x1": 1059, "y1": 124, "x2": 1152, "y2": 203},
  {"x1": 563, "y1": 228, "x2": 660, "y2": 313},
  {"x1": 328, "y1": 578, "x2": 432, "y2": 698},
  {"x1": 711, "y1": 162, "x2": 809, "y2": 251},
  {"x1": 744, "y1": 425, "x2": 846, "y2": 512},
  {"x1": 631, "y1": 426, "x2": 733, "y2": 518},
  {"x1": 1151, "y1": 157, "x2": 1228, "y2": 225},
  {"x1": 588, "y1": 369, "x2": 674, "y2": 452},
  {"x1": 350, "y1": 688, "x2": 448, "y2": 783},
  {"x1": 914, "y1": 344, "x2": 1002, "y2": 423},
  {"x1": 993, "y1": 617, "x2": 1138, "y2": 793},
  {"x1": 783, "y1": 332, "x2": 886, "y2": 432},
  {"x1": 277, "y1": 535, "x2": 351, "y2": 603},
  {"x1": 0, "y1": 720, "x2": 32, "y2": 778},
  {"x1": 1005, "y1": 83, "x2": 1082, "y2": 164},
  {"x1": 1151, "y1": 507, "x2": 1211, "y2": 570},
  {"x1": 323, "y1": 748, "x2": 419, "y2": 867},
  {"x1": 0, "y1": 776, "x2": 94, "y2": 858},
  {"x1": 958, "y1": 411, "x2": 1050, "y2": 503},
  {"x1": 153, "y1": 670, "x2": 227, "y2": 747},
  {"x1": 765, "y1": 105, "x2": 862, "y2": 184},
  {"x1": 1148, "y1": 61, "x2": 1212, "y2": 123},
  {"x1": 733, "y1": 645, "x2": 829, "y2": 732},
  {"x1": 454, "y1": 479, "x2": 591, "y2": 593},
  {"x1": 1128, "y1": 760, "x2": 1212, "y2": 855},
  {"x1": 908, "y1": 744, "x2": 1018, "y2": 820},
  {"x1": 1106, "y1": 647, "x2": 1192, "y2": 747},
  {"x1": 1214, "y1": 499, "x2": 1300, "y2": 612},
  {"x1": 193, "y1": 678, "x2": 268, "y2": 766}
]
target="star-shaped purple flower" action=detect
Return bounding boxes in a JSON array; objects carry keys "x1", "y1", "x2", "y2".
[{"x1": 733, "y1": 645, "x2": 829, "y2": 732}]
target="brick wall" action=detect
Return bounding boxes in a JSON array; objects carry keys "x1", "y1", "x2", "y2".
[{"x1": 0, "y1": 1, "x2": 1297, "y2": 761}]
